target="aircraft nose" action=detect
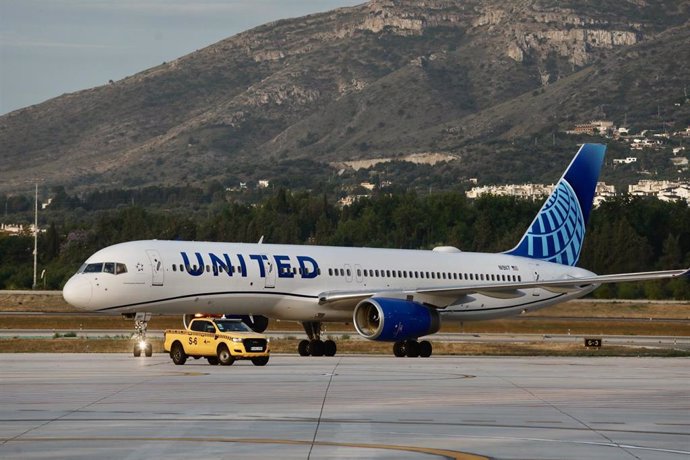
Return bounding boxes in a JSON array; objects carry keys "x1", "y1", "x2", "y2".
[{"x1": 62, "y1": 276, "x2": 93, "y2": 309}]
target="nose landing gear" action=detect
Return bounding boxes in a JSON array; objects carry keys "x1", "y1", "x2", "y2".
[{"x1": 129, "y1": 312, "x2": 153, "y2": 357}]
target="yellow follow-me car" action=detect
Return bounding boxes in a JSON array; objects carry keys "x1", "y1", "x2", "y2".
[{"x1": 164, "y1": 318, "x2": 270, "y2": 366}]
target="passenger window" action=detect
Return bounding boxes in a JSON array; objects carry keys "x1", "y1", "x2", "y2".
[
  {"x1": 103, "y1": 263, "x2": 115, "y2": 274},
  {"x1": 206, "y1": 265, "x2": 210, "y2": 273},
  {"x1": 346, "y1": 269, "x2": 351, "y2": 276},
  {"x1": 172, "y1": 265, "x2": 177, "y2": 272},
  {"x1": 328, "y1": 268, "x2": 333, "y2": 276}
]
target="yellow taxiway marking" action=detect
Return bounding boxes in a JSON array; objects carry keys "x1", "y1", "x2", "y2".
[{"x1": 10, "y1": 436, "x2": 489, "y2": 459}]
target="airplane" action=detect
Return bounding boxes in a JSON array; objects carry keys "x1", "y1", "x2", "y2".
[{"x1": 62, "y1": 143, "x2": 688, "y2": 358}]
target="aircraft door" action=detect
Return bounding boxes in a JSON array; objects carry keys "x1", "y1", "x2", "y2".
[
  {"x1": 529, "y1": 262, "x2": 540, "y2": 296},
  {"x1": 264, "y1": 257, "x2": 276, "y2": 288},
  {"x1": 355, "y1": 264, "x2": 363, "y2": 284},
  {"x1": 344, "y1": 264, "x2": 353, "y2": 283},
  {"x1": 146, "y1": 249, "x2": 164, "y2": 287}
]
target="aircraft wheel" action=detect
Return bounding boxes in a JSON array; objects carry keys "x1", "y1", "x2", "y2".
[
  {"x1": 170, "y1": 342, "x2": 187, "y2": 365},
  {"x1": 324, "y1": 340, "x2": 337, "y2": 357},
  {"x1": 405, "y1": 340, "x2": 420, "y2": 358},
  {"x1": 144, "y1": 342, "x2": 153, "y2": 357},
  {"x1": 133, "y1": 345, "x2": 141, "y2": 357},
  {"x1": 251, "y1": 356, "x2": 270, "y2": 366},
  {"x1": 207, "y1": 356, "x2": 219, "y2": 365},
  {"x1": 393, "y1": 341, "x2": 406, "y2": 357},
  {"x1": 419, "y1": 340, "x2": 432, "y2": 358},
  {"x1": 298, "y1": 339, "x2": 310, "y2": 356},
  {"x1": 217, "y1": 344, "x2": 235, "y2": 366},
  {"x1": 309, "y1": 339, "x2": 325, "y2": 357}
]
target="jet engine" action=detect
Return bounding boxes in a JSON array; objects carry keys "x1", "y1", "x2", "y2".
[{"x1": 353, "y1": 298, "x2": 440, "y2": 341}]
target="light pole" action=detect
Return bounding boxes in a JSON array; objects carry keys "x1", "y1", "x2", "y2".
[{"x1": 32, "y1": 184, "x2": 38, "y2": 290}]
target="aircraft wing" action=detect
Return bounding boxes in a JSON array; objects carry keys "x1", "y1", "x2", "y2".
[{"x1": 317, "y1": 267, "x2": 689, "y2": 305}]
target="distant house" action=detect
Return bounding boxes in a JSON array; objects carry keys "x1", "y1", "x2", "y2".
[
  {"x1": 566, "y1": 120, "x2": 614, "y2": 136},
  {"x1": 593, "y1": 182, "x2": 616, "y2": 207},
  {"x1": 628, "y1": 180, "x2": 683, "y2": 196},
  {"x1": 613, "y1": 157, "x2": 637, "y2": 165},
  {"x1": 466, "y1": 183, "x2": 553, "y2": 199},
  {"x1": 258, "y1": 180, "x2": 270, "y2": 189},
  {"x1": 0, "y1": 223, "x2": 40, "y2": 236}
]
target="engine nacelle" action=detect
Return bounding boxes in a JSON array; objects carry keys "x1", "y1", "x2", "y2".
[{"x1": 353, "y1": 298, "x2": 440, "y2": 341}]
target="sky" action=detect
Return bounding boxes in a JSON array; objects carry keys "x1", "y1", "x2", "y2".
[{"x1": 0, "y1": 0, "x2": 363, "y2": 115}]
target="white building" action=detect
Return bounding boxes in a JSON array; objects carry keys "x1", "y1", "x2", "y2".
[
  {"x1": 466, "y1": 183, "x2": 553, "y2": 199},
  {"x1": 613, "y1": 157, "x2": 637, "y2": 165},
  {"x1": 593, "y1": 182, "x2": 616, "y2": 207},
  {"x1": 0, "y1": 223, "x2": 40, "y2": 236},
  {"x1": 338, "y1": 194, "x2": 370, "y2": 207},
  {"x1": 657, "y1": 184, "x2": 690, "y2": 203},
  {"x1": 628, "y1": 180, "x2": 680, "y2": 196}
]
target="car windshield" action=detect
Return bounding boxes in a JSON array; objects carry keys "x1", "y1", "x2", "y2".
[{"x1": 214, "y1": 320, "x2": 251, "y2": 332}]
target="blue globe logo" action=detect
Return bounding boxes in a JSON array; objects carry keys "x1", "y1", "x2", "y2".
[{"x1": 523, "y1": 180, "x2": 585, "y2": 266}]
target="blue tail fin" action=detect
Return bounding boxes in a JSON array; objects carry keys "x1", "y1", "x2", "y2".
[{"x1": 506, "y1": 143, "x2": 606, "y2": 266}]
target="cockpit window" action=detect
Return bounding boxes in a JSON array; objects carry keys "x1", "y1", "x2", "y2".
[
  {"x1": 83, "y1": 263, "x2": 104, "y2": 273},
  {"x1": 81, "y1": 262, "x2": 128, "y2": 275}
]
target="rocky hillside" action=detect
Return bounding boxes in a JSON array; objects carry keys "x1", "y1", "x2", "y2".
[{"x1": 1, "y1": 0, "x2": 688, "y2": 192}]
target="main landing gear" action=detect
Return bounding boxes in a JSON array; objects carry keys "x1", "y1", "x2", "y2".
[
  {"x1": 298, "y1": 321, "x2": 337, "y2": 357},
  {"x1": 393, "y1": 339, "x2": 433, "y2": 358},
  {"x1": 129, "y1": 312, "x2": 153, "y2": 358}
]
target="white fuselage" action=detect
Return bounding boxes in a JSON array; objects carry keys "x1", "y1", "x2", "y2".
[{"x1": 63, "y1": 240, "x2": 597, "y2": 323}]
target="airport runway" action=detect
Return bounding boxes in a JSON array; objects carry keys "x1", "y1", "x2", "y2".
[{"x1": 1, "y1": 354, "x2": 688, "y2": 459}]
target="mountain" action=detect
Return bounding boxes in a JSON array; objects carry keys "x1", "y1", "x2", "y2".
[{"x1": 1, "y1": 0, "x2": 689, "y2": 193}]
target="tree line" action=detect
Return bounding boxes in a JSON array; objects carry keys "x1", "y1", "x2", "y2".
[{"x1": 0, "y1": 189, "x2": 688, "y2": 298}]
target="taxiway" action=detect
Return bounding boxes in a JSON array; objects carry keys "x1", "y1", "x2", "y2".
[{"x1": 0, "y1": 354, "x2": 688, "y2": 459}]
